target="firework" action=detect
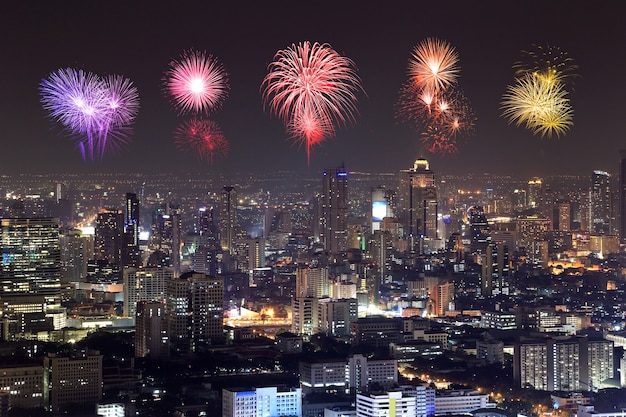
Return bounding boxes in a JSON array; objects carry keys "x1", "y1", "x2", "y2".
[
  {"x1": 261, "y1": 41, "x2": 363, "y2": 164},
  {"x1": 40, "y1": 68, "x2": 140, "y2": 161},
  {"x1": 175, "y1": 118, "x2": 229, "y2": 164},
  {"x1": 164, "y1": 50, "x2": 229, "y2": 115},
  {"x1": 408, "y1": 38, "x2": 459, "y2": 94},
  {"x1": 500, "y1": 72, "x2": 573, "y2": 138},
  {"x1": 513, "y1": 43, "x2": 578, "y2": 86}
]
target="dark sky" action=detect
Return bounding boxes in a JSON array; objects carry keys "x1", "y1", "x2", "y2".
[{"x1": 1, "y1": 1, "x2": 624, "y2": 178}]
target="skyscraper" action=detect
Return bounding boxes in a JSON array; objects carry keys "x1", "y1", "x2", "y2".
[
  {"x1": 320, "y1": 166, "x2": 348, "y2": 253},
  {"x1": 398, "y1": 159, "x2": 438, "y2": 250},
  {"x1": 619, "y1": 149, "x2": 626, "y2": 245},
  {"x1": 135, "y1": 301, "x2": 169, "y2": 359},
  {"x1": 123, "y1": 192, "x2": 141, "y2": 267},
  {"x1": 0, "y1": 217, "x2": 61, "y2": 304},
  {"x1": 94, "y1": 208, "x2": 124, "y2": 266},
  {"x1": 219, "y1": 186, "x2": 238, "y2": 253},
  {"x1": 591, "y1": 170, "x2": 611, "y2": 234}
]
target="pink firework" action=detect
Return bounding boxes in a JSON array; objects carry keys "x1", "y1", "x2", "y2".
[
  {"x1": 421, "y1": 124, "x2": 458, "y2": 155},
  {"x1": 261, "y1": 41, "x2": 363, "y2": 164},
  {"x1": 165, "y1": 50, "x2": 229, "y2": 115},
  {"x1": 175, "y1": 118, "x2": 229, "y2": 164}
]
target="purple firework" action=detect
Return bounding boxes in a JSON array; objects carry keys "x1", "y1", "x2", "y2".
[{"x1": 39, "y1": 68, "x2": 139, "y2": 161}]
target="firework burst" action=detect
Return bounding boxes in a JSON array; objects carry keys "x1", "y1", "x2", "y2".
[
  {"x1": 164, "y1": 49, "x2": 230, "y2": 115},
  {"x1": 409, "y1": 38, "x2": 459, "y2": 95},
  {"x1": 40, "y1": 68, "x2": 139, "y2": 161},
  {"x1": 175, "y1": 118, "x2": 229, "y2": 164},
  {"x1": 396, "y1": 38, "x2": 474, "y2": 156},
  {"x1": 261, "y1": 41, "x2": 363, "y2": 164},
  {"x1": 513, "y1": 43, "x2": 578, "y2": 86}
]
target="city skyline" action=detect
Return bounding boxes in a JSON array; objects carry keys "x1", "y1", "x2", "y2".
[{"x1": 1, "y1": 1, "x2": 625, "y2": 177}]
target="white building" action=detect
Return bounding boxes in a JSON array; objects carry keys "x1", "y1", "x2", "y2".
[
  {"x1": 356, "y1": 391, "x2": 416, "y2": 417},
  {"x1": 398, "y1": 385, "x2": 436, "y2": 417},
  {"x1": 577, "y1": 406, "x2": 626, "y2": 417},
  {"x1": 123, "y1": 267, "x2": 174, "y2": 317},
  {"x1": 222, "y1": 386, "x2": 302, "y2": 417},
  {"x1": 300, "y1": 359, "x2": 346, "y2": 393},
  {"x1": 434, "y1": 389, "x2": 494, "y2": 415}
]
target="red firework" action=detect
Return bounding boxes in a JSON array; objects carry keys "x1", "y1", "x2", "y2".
[
  {"x1": 175, "y1": 118, "x2": 229, "y2": 164},
  {"x1": 261, "y1": 41, "x2": 363, "y2": 164},
  {"x1": 164, "y1": 49, "x2": 229, "y2": 115}
]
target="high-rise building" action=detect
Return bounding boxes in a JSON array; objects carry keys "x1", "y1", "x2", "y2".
[
  {"x1": 222, "y1": 386, "x2": 302, "y2": 417},
  {"x1": 123, "y1": 267, "x2": 174, "y2": 317},
  {"x1": 0, "y1": 364, "x2": 44, "y2": 409},
  {"x1": 166, "y1": 271, "x2": 224, "y2": 353},
  {"x1": 122, "y1": 192, "x2": 141, "y2": 267},
  {"x1": 346, "y1": 354, "x2": 398, "y2": 394},
  {"x1": 481, "y1": 243, "x2": 509, "y2": 296},
  {"x1": 466, "y1": 206, "x2": 491, "y2": 254},
  {"x1": 219, "y1": 186, "x2": 238, "y2": 253},
  {"x1": 591, "y1": 170, "x2": 612, "y2": 234},
  {"x1": 371, "y1": 186, "x2": 395, "y2": 232},
  {"x1": 558, "y1": 202, "x2": 571, "y2": 231},
  {"x1": 135, "y1": 301, "x2": 168, "y2": 359},
  {"x1": 619, "y1": 149, "x2": 626, "y2": 245},
  {"x1": 292, "y1": 297, "x2": 319, "y2": 337},
  {"x1": 43, "y1": 350, "x2": 102, "y2": 414},
  {"x1": 398, "y1": 159, "x2": 438, "y2": 248},
  {"x1": 59, "y1": 229, "x2": 93, "y2": 283},
  {"x1": 295, "y1": 265, "x2": 329, "y2": 298},
  {"x1": 320, "y1": 166, "x2": 348, "y2": 253},
  {"x1": 94, "y1": 209, "x2": 124, "y2": 266},
  {"x1": 0, "y1": 217, "x2": 61, "y2": 305},
  {"x1": 318, "y1": 298, "x2": 358, "y2": 338},
  {"x1": 527, "y1": 178, "x2": 543, "y2": 209}
]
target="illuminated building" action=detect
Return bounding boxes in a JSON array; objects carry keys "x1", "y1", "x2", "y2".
[
  {"x1": 371, "y1": 186, "x2": 394, "y2": 232},
  {"x1": 135, "y1": 301, "x2": 168, "y2": 359},
  {"x1": 558, "y1": 202, "x2": 571, "y2": 231},
  {"x1": 398, "y1": 385, "x2": 436, "y2": 417},
  {"x1": 122, "y1": 192, "x2": 140, "y2": 267},
  {"x1": 222, "y1": 386, "x2": 302, "y2": 417},
  {"x1": 299, "y1": 358, "x2": 346, "y2": 393},
  {"x1": 166, "y1": 272, "x2": 224, "y2": 353},
  {"x1": 480, "y1": 311, "x2": 517, "y2": 330},
  {"x1": 59, "y1": 228, "x2": 93, "y2": 283},
  {"x1": 152, "y1": 205, "x2": 182, "y2": 275},
  {"x1": 347, "y1": 354, "x2": 398, "y2": 394},
  {"x1": 320, "y1": 166, "x2": 348, "y2": 254},
  {"x1": 434, "y1": 389, "x2": 494, "y2": 415},
  {"x1": 368, "y1": 230, "x2": 393, "y2": 293},
  {"x1": 318, "y1": 298, "x2": 358, "y2": 338},
  {"x1": 43, "y1": 350, "x2": 103, "y2": 413},
  {"x1": 0, "y1": 217, "x2": 61, "y2": 305},
  {"x1": 466, "y1": 206, "x2": 491, "y2": 254},
  {"x1": 292, "y1": 297, "x2": 319, "y2": 337},
  {"x1": 527, "y1": 178, "x2": 543, "y2": 209},
  {"x1": 94, "y1": 209, "x2": 124, "y2": 266},
  {"x1": 591, "y1": 170, "x2": 612, "y2": 234},
  {"x1": 219, "y1": 186, "x2": 238, "y2": 253},
  {"x1": 349, "y1": 317, "x2": 403, "y2": 348},
  {"x1": 0, "y1": 364, "x2": 44, "y2": 409},
  {"x1": 398, "y1": 159, "x2": 438, "y2": 250},
  {"x1": 480, "y1": 243, "x2": 509, "y2": 296},
  {"x1": 356, "y1": 391, "x2": 416, "y2": 417},
  {"x1": 123, "y1": 267, "x2": 173, "y2": 317},
  {"x1": 513, "y1": 336, "x2": 613, "y2": 391},
  {"x1": 619, "y1": 149, "x2": 626, "y2": 244},
  {"x1": 296, "y1": 265, "x2": 329, "y2": 298}
]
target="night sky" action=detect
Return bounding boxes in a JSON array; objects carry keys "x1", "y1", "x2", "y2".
[{"x1": 1, "y1": 1, "x2": 624, "y2": 178}]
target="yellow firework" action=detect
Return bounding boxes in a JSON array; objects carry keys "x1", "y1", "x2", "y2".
[{"x1": 500, "y1": 73, "x2": 572, "y2": 138}]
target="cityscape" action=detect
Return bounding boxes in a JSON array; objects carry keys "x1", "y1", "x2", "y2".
[{"x1": 2, "y1": 1, "x2": 626, "y2": 417}]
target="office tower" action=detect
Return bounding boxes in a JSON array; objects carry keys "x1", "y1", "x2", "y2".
[
  {"x1": 369, "y1": 230, "x2": 393, "y2": 291},
  {"x1": 291, "y1": 297, "x2": 319, "y2": 337},
  {"x1": 295, "y1": 265, "x2": 329, "y2": 298},
  {"x1": 434, "y1": 281, "x2": 454, "y2": 317},
  {"x1": 43, "y1": 350, "x2": 103, "y2": 414},
  {"x1": 466, "y1": 205, "x2": 491, "y2": 254},
  {"x1": 152, "y1": 206, "x2": 182, "y2": 275},
  {"x1": 122, "y1": 192, "x2": 140, "y2": 267},
  {"x1": 619, "y1": 149, "x2": 626, "y2": 245},
  {"x1": 59, "y1": 228, "x2": 93, "y2": 283},
  {"x1": 319, "y1": 166, "x2": 348, "y2": 254},
  {"x1": 434, "y1": 389, "x2": 493, "y2": 415},
  {"x1": 527, "y1": 178, "x2": 543, "y2": 209},
  {"x1": 481, "y1": 243, "x2": 509, "y2": 296},
  {"x1": 193, "y1": 207, "x2": 221, "y2": 275},
  {"x1": 0, "y1": 217, "x2": 61, "y2": 304},
  {"x1": 356, "y1": 391, "x2": 416, "y2": 417},
  {"x1": 123, "y1": 267, "x2": 174, "y2": 317},
  {"x1": 94, "y1": 208, "x2": 124, "y2": 265},
  {"x1": 219, "y1": 186, "x2": 238, "y2": 253},
  {"x1": 299, "y1": 358, "x2": 347, "y2": 393},
  {"x1": 135, "y1": 301, "x2": 168, "y2": 358},
  {"x1": 166, "y1": 272, "x2": 224, "y2": 353},
  {"x1": 318, "y1": 298, "x2": 358, "y2": 338},
  {"x1": 558, "y1": 202, "x2": 571, "y2": 231},
  {"x1": 398, "y1": 158, "x2": 438, "y2": 247},
  {"x1": 371, "y1": 186, "x2": 394, "y2": 232},
  {"x1": 0, "y1": 364, "x2": 44, "y2": 409},
  {"x1": 591, "y1": 170, "x2": 612, "y2": 234},
  {"x1": 222, "y1": 386, "x2": 302, "y2": 417},
  {"x1": 347, "y1": 354, "x2": 398, "y2": 394}
]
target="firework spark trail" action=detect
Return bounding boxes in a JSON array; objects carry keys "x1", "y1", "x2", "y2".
[
  {"x1": 175, "y1": 118, "x2": 229, "y2": 164},
  {"x1": 261, "y1": 41, "x2": 363, "y2": 164},
  {"x1": 40, "y1": 68, "x2": 139, "y2": 161},
  {"x1": 513, "y1": 43, "x2": 578, "y2": 86},
  {"x1": 409, "y1": 38, "x2": 459, "y2": 95},
  {"x1": 164, "y1": 50, "x2": 229, "y2": 115}
]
